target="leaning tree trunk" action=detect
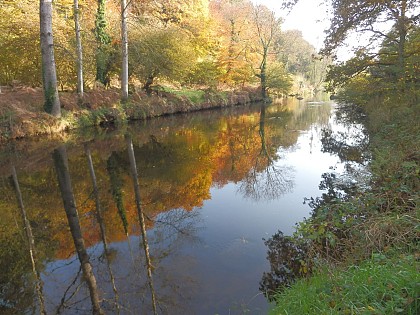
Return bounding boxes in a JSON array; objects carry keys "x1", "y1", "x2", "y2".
[
  {"x1": 121, "y1": 0, "x2": 129, "y2": 101},
  {"x1": 40, "y1": 0, "x2": 61, "y2": 117},
  {"x1": 74, "y1": 0, "x2": 84, "y2": 100}
]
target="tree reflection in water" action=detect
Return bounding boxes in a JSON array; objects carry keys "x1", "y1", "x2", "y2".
[
  {"x1": 53, "y1": 145, "x2": 104, "y2": 315},
  {"x1": 126, "y1": 134, "x2": 158, "y2": 315},
  {"x1": 239, "y1": 105, "x2": 294, "y2": 201},
  {"x1": 260, "y1": 104, "x2": 370, "y2": 300},
  {"x1": 0, "y1": 99, "x2": 342, "y2": 313},
  {"x1": 10, "y1": 166, "x2": 47, "y2": 315},
  {"x1": 259, "y1": 231, "x2": 309, "y2": 301},
  {"x1": 85, "y1": 144, "x2": 120, "y2": 313}
]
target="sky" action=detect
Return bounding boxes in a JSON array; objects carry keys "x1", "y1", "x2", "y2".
[{"x1": 252, "y1": 0, "x2": 330, "y2": 50}]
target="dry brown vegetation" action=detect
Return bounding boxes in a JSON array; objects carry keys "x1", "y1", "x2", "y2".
[{"x1": 0, "y1": 85, "x2": 262, "y2": 143}]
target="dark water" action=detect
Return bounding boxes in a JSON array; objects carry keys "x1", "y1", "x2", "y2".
[{"x1": 0, "y1": 97, "x2": 358, "y2": 314}]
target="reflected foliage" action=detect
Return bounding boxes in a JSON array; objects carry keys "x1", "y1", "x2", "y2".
[
  {"x1": 0, "y1": 100, "x2": 333, "y2": 313},
  {"x1": 305, "y1": 172, "x2": 359, "y2": 212},
  {"x1": 259, "y1": 231, "x2": 310, "y2": 301},
  {"x1": 238, "y1": 105, "x2": 295, "y2": 201},
  {"x1": 107, "y1": 152, "x2": 129, "y2": 234},
  {"x1": 321, "y1": 128, "x2": 369, "y2": 164},
  {"x1": 261, "y1": 104, "x2": 370, "y2": 299},
  {"x1": 0, "y1": 231, "x2": 34, "y2": 314}
]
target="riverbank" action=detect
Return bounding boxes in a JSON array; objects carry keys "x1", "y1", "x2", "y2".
[
  {"x1": 268, "y1": 93, "x2": 419, "y2": 313},
  {"x1": 0, "y1": 86, "x2": 263, "y2": 143}
]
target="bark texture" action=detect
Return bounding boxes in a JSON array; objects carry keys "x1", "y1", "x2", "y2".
[
  {"x1": 74, "y1": 0, "x2": 84, "y2": 99},
  {"x1": 121, "y1": 0, "x2": 129, "y2": 101},
  {"x1": 40, "y1": 0, "x2": 61, "y2": 117}
]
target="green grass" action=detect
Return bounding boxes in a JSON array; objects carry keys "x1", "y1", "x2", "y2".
[
  {"x1": 271, "y1": 254, "x2": 419, "y2": 315},
  {"x1": 269, "y1": 91, "x2": 419, "y2": 315},
  {"x1": 157, "y1": 86, "x2": 206, "y2": 104}
]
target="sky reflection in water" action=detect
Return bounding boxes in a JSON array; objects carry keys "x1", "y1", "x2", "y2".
[{"x1": 0, "y1": 96, "x2": 358, "y2": 314}]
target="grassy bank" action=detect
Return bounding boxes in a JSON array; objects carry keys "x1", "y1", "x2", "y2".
[
  {"x1": 269, "y1": 89, "x2": 419, "y2": 314},
  {"x1": 0, "y1": 86, "x2": 262, "y2": 142},
  {"x1": 273, "y1": 253, "x2": 418, "y2": 314}
]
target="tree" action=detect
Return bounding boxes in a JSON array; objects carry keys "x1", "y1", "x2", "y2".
[
  {"x1": 95, "y1": 0, "x2": 109, "y2": 85},
  {"x1": 209, "y1": 0, "x2": 254, "y2": 86},
  {"x1": 40, "y1": 0, "x2": 61, "y2": 117},
  {"x1": 121, "y1": 0, "x2": 129, "y2": 101},
  {"x1": 265, "y1": 61, "x2": 293, "y2": 95},
  {"x1": 74, "y1": 0, "x2": 84, "y2": 99},
  {"x1": 276, "y1": 30, "x2": 313, "y2": 77},
  {"x1": 0, "y1": 1, "x2": 41, "y2": 85},
  {"x1": 283, "y1": 0, "x2": 419, "y2": 82},
  {"x1": 325, "y1": 0, "x2": 419, "y2": 81},
  {"x1": 129, "y1": 27, "x2": 197, "y2": 92},
  {"x1": 251, "y1": 5, "x2": 282, "y2": 100}
]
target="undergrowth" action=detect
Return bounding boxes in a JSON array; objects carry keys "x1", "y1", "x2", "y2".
[
  {"x1": 271, "y1": 253, "x2": 419, "y2": 315},
  {"x1": 269, "y1": 90, "x2": 419, "y2": 314}
]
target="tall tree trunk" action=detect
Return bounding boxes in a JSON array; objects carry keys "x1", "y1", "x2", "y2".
[
  {"x1": 227, "y1": 19, "x2": 235, "y2": 75},
  {"x1": 121, "y1": 0, "x2": 129, "y2": 101},
  {"x1": 85, "y1": 145, "x2": 120, "y2": 313},
  {"x1": 74, "y1": 0, "x2": 84, "y2": 100},
  {"x1": 397, "y1": 0, "x2": 407, "y2": 86},
  {"x1": 53, "y1": 146, "x2": 103, "y2": 315},
  {"x1": 125, "y1": 135, "x2": 157, "y2": 315},
  {"x1": 40, "y1": 0, "x2": 61, "y2": 117},
  {"x1": 10, "y1": 166, "x2": 47, "y2": 315},
  {"x1": 260, "y1": 48, "x2": 268, "y2": 100}
]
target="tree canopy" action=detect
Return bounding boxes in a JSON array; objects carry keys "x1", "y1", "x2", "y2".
[{"x1": 0, "y1": 0, "x2": 323, "y2": 104}]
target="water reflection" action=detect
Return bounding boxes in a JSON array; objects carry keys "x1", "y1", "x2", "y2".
[
  {"x1": 10, "y1": 166, "x2": 46, "y2": 315},
  {"x1": 260, "y1": 102, "x2": 371, "y2": 300},
  {"x1": 126, "y1": 134, "x2": 157, "y2": 314},
  {"x1": 238, "y1": 105, "x2": 294, "y2": 201},
  {"x1": 0, "y1": 99, "x2": 342, "y2": 314},
  {"x1": 53, "y1": 145, "x2": 103, "y2": 314},
  {"x1": 85, "y1": 144, "x2": 120, "y2": 313}
]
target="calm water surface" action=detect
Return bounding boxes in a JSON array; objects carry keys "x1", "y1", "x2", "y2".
[{"x1": 1, "y1": 97, "x2": 352, "y2": 314}]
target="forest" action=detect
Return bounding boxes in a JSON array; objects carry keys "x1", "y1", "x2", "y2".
[{"x1": 0, "y1": 0, "x2": 329, "y2": 119}]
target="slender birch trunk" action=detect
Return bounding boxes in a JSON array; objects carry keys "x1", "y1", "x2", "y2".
[
  {"x1": 74, "y1": 0, "x2": 84, "y2": 100},
  {"x1": 40, "y1": 0, "x2": 61, "y2": 117},
  {"x1": 53, "y1": 146, "x2": 103, "y2": 315},
  {"x1": 11, "y1": 166, "x2": 47, "y2": 315},
  {"x1": 121, "y1": 0, "x2": 129, "y2": 101}
]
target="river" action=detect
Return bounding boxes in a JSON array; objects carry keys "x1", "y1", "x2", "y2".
[{"x1": 0, "y1": 96, "x2": 364, "y2": 314}]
